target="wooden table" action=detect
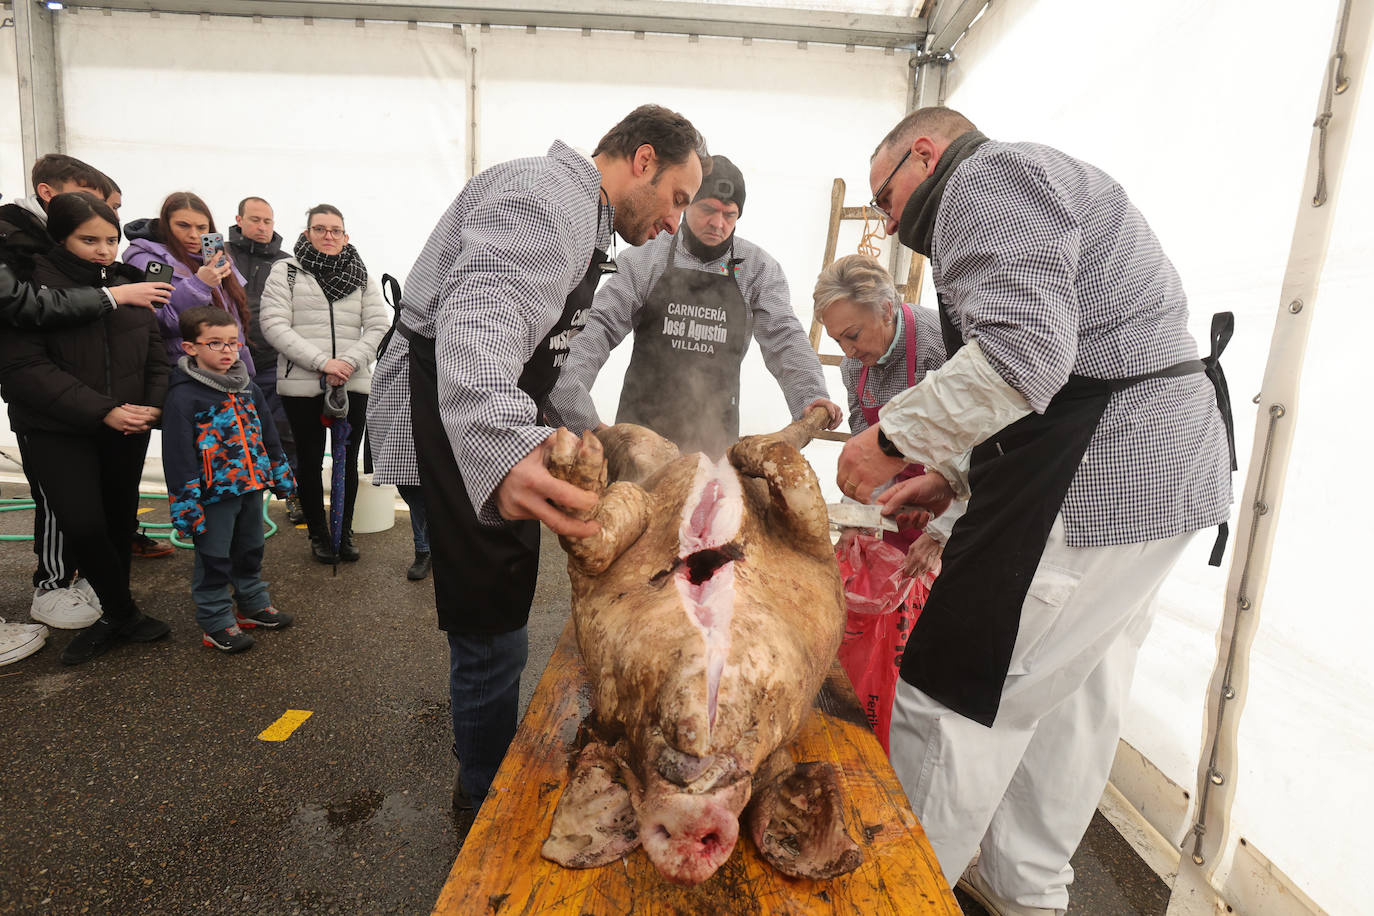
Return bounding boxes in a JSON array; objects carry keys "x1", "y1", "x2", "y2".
[{"x1": 433, "y1": 622, "x2": 960, "y2": 915}]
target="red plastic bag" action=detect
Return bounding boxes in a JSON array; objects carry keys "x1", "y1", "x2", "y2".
[{"x1": 835, "y1": 534, "x2": 930, "y2": 755}]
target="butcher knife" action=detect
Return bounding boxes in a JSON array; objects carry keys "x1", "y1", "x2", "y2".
[{"x1": 825, "y1": 502, "x2": 900, "y2": 533}]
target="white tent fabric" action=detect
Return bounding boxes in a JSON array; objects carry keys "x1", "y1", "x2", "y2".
[{"x1": 2, "y1": 4, "x2": 1370, "y2": 913}]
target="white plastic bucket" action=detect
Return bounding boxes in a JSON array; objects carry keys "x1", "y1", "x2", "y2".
[{"x1": 352, "y1": 474, "x2": 398, "y2": 533}]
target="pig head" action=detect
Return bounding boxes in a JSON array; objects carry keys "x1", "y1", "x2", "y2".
[{"x1": 540, "y1": 410, "x2": 863, "y2": 885}]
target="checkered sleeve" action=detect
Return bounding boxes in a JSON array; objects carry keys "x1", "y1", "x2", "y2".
[
  {"x1": 547, "y1": 241, "x2": 660, "y2": 434},
  {"x1": 432, "y1": 192, "x2": 584, "y2": 522},
  {"x1": 936, "y1": 148, "x2": 1082, "y2": 413},
  {"x1": 746, "y1": 250, "x2": 829, "y2": 418}
]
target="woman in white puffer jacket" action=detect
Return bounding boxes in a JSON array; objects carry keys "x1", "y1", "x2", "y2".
[{"x1": 259, "y1": 204, "x2": 389, "y2": 564}]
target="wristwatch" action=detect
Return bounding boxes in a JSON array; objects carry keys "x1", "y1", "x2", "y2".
[{"x1": 876, "y1": 428, "x2": 904, "y2": 459}]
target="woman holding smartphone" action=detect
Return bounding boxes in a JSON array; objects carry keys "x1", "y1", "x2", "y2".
[
  {"x1": 259, "y1": 204, "x2": 388, "y2": 564},
  {"x1": 123, "y1": 191, "x2": 255, "y2": 375},
  {"x1": 0, "y1": 192, "x2": 171, "y2": 665}
]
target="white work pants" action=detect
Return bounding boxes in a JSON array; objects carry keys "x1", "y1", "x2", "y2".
[{"x1": 889, "y1": 515, "x2": 1193, "y2": 912}]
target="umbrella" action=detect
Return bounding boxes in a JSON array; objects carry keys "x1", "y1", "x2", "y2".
[{"x1": 321, "y1": 382, "x2": 351, "y2": 576}]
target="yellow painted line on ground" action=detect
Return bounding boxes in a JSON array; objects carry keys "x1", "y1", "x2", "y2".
[
  {"x1": 258, "y1": 709, "x2": 313, "y2": 742},
  {"x1": 137, "y1": 507, "x2": 154, "y2": 515}
]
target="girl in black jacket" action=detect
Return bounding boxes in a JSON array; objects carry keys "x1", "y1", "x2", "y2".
[{"x1": 0, "y1": 192, "x2": 172, "y2": 665}]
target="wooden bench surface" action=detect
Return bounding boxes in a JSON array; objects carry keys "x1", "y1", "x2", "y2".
[{"x1": 433, "y1": 622, "x2": 960, "y2": 915}]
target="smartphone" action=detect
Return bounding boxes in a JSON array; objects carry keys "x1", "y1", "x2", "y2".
[
  {"x1": 143, "y1": 260, "x2": 174, "y2": 284},
  {"x1": 199, "y1": 232, "x2": 225, "y2": 264}
]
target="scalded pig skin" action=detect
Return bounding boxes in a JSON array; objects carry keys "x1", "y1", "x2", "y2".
[{"x1": 545, "y1": 415, "x2": 851, "y2": 884}]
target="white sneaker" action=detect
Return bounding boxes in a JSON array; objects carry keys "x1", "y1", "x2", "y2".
[
  {"x1": 72, "y1": 577, "x2": 101, "y2": 611},
  {"x1": 31, "y1": 586, "x2": 101, "y2": 629},
  {"x1": 0, "y1": 618, "x2": 48, "y2": 666}
]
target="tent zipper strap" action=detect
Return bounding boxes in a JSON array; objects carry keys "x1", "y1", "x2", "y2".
[
  {"x1": 1313, "y1": 0, "x2": 1354, "y2": 206},
  {"x1": 1186, "y1": 403, "x2": 1285, "y2": 866}
]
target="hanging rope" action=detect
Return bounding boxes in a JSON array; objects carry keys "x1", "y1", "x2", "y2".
[
  {"x1": 1313, "y1": 0, "x2": 1353, "y2": 206},
  {"x1": 857, "y1": 207, "x2": 886, "y2": 258}
]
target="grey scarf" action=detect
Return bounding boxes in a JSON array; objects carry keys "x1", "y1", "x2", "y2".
[
  {"x1": 896, "y1": 129, "x2": 989, "y2": 258},
  {"x1": 179, "y1": 355, "x2": 250, "y2": 393}
]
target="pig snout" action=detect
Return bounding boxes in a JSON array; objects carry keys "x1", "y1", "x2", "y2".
[{"x1": 640, "y1": 794, "x2": 740, "y2": 886}]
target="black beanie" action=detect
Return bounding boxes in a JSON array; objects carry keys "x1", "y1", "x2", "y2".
[{"x1": 694, "y1": 155, "x2": 745, "y2": 216}]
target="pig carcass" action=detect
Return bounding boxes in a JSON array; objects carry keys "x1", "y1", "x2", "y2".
[{"x1": 540, "y1": 410, "x2": 863, "y2": 885}]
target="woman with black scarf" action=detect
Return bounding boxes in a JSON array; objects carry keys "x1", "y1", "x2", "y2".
[
  {"x1": 0, "y1": 191, "x2": 171, "y2": 664},
  {"x1": 258, "y1": 204, "x2": 389, "y2": 564}
]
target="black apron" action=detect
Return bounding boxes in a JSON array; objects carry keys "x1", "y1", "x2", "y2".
[
  {"x1": 902, "y1": 302, "x2": 1235, "y2": 726},
  {"x1": 405, "y1": 248, "x2": 607, "y2": 635},
  {"x1": 615, "y1": 237, "x2": 750, "y2": 458}
]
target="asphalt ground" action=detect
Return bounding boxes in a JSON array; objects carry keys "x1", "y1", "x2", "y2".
[
  {"x1": 1, "y1": 484, "x2": 1168, "y2": 915},
  {"x1": 0, "y1": 486, "x2": 569, "y2": 916}
]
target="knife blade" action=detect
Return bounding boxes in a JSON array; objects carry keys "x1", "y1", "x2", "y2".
[{"x1": 825, "y1": 502, "x2": 900, "y2": 533}]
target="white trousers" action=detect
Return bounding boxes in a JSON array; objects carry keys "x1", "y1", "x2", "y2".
[{"x1": 890, "y1": 516, "x2": 1193, "y2": 912}]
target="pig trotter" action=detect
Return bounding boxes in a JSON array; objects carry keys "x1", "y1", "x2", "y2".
[{"x1": 747, "y1": 761, "x2": 864, "y2": 880}]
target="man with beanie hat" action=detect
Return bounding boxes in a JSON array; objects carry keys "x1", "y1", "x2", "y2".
[{"x1": 550, "y1": 154, "x2": 839, "y2": 457}]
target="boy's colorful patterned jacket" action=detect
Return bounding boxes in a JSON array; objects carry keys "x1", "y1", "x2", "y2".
[{"x1": 161, "y1": 356, "x2": 296, "y2": 536}]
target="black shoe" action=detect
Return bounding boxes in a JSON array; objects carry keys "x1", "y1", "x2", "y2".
[
  {"x1": 236, "y1": 605, "x2": 294, "y2": 630},
  {"x1": 202, "y1": 624, "x2": 254, "y2": 653},
  {"x1": 407, "y1": 552, "x2": 432, "y2": 581},
  {"x1": 130, "y1": 532, "x2": 174, "y2": 559},
  {"x1": 60, "y1": 618, "x2": 120, "y2": 665},
  {"x1": 310, "y1": 534, "x2": 338, "y2": 564},
  {"x1": 117, "y1": 611, "x2": 171, "y2": 642},
  {"x1": 59, "y1": 611, "x2": 170, "y2": 666},
  {"x1": 285, "y1": 495, "x2": 306, "y2": 526},
  {"x1": 452, "y1": 768, "x2": 476, "y2": 812},
  {"x1": 338, "y1": 531, "x2": 360, "y2": 563}
]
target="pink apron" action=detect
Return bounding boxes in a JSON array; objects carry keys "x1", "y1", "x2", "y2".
[{"x1": 857, "y1": 302, "x2": 924, "y2": 552}]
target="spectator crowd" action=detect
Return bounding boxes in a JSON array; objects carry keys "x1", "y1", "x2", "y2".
[{"x1": 0, "y1": 153, "x2": 425, "y2": 667}]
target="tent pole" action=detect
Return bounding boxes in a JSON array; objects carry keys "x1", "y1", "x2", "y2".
[
  {"x1": 1167, "y1": 1, "x2": 1372, "y2": 911},
  {"x1": 13, "y1": 0, "x2": 64, "y2": 164}
]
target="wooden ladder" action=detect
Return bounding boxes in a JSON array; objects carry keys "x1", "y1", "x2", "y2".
[{"x1": 807, "y1": 177, "x2": 926, "y2": 442}]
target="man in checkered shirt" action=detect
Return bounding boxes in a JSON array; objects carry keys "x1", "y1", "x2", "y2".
[
  {"x1": 367, "y1": 105, "x2": 708, "y2": 809},
  {"x1": 837, "y1": 107, "x2": 1232, "y2": 914}
]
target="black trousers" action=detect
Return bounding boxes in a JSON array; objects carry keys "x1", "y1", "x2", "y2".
[
  {"x1": 16, "y1": 428, "x2": 148, "y2": 622},
  {"x1": 24, "y1": 479, "x2": 77, "y2": 590},
  {"x1": 281, "y1": 392, "x2": 368, "y2": 537}
]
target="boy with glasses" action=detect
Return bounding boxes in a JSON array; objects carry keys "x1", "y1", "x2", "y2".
[{"x1": 160, "y1": 306, "x2": 298, "y2": 653}]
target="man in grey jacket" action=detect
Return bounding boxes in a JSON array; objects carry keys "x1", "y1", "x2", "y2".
[{"x1": 228, "y1": 196, "x2": 300, "y2": 523}]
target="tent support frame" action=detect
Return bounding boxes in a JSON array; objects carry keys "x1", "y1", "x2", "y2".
[{"x1": 1166, "y1": 0, "x2": 1372, "y2": 911}]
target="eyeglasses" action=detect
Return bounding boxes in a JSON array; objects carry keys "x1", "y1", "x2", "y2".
[
  {"x1": 868, "y1": 148, "x2": 912, "y2": 220},
  {"x1": 194, "y1": 339, "x2": 240, "y2": 352},
  {"x1": 309, "y1": 226, "x2": 345, "y2": 239}
]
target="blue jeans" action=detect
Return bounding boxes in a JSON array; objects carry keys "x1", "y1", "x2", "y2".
[
  {"x1": 191, "y1": 491, "x2": 271, "y2": 633},
  {"x1": 447, "y1": 627, "x2": 528, "y2": 804},
  {"x1": 398, "y1": 485, "x2": 429, "y2": 554}
]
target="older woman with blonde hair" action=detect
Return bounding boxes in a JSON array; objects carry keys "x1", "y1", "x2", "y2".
[{"x1": 814, "y1": 254, "x2": 949, "y2": 575}]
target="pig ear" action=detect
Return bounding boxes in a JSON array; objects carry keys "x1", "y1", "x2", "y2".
[
  {"x1": 595, "y1": 424, "x2": 681, "y2": 485},
  {"x1": 541, "y1": 741, "x2": 642, "y2": 868},
  {"x1": 746, "y1": 760, "x2": 865, "y2": 880}
]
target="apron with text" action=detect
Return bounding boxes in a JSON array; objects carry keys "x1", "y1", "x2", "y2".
[{"x1": 615, "y1": 237, "x2": 750, "y2": 458}]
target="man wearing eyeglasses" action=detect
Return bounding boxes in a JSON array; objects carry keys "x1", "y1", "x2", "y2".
[
  {"x1": 835, "y1": 107, "x2": 1234, "y2": 914},
  {"x1": 550, "y1": 154, "x2": 840, "y2": 457},
  {"x1": 227, "y1": 196, "x2": 301, "y2": 524}
]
